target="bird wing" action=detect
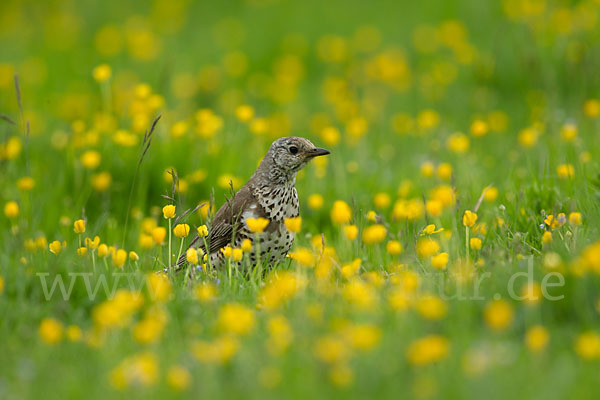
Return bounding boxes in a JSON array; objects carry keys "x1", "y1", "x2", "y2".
[{"x1": 176, "y1": 185, "x2": 256, "y2": 269}]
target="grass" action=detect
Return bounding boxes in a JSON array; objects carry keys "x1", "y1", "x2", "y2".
[{"x1": 1, "y1": 0, "x2": 600, "y2": 398}]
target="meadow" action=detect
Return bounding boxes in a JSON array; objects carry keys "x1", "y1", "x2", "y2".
[{"x1": 1, "y1": 0, "x2": 600, "y2": 398}]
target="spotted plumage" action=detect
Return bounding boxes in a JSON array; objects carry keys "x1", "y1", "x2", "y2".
[{"x1": 176, "y1": 136, "x2": 329, "y2": 271}]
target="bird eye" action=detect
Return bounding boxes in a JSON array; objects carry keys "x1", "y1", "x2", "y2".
[{"x1": 289, "y1": 146, "x2": 298, "y2": 155}]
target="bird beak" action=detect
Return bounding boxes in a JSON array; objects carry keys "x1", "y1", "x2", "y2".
[{"x1": 306, "y1": 147, "x2": 331, "y2": 158}]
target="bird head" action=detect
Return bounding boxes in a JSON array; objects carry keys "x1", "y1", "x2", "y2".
[{"x1": 268, "y1": 136, "x2": 330, "y2": 174}]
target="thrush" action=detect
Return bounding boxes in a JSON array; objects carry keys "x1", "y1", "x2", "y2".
[{"x1": 177, "y1": 136, "x2": 330, "y2": 270}]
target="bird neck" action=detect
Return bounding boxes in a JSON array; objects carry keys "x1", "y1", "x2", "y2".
[
  {"x1": 268, "y1": 168, "x2": 296, "y2": 186},
  {"x1": 252, "y1": 155, "x2": 297, "y2": 187}
]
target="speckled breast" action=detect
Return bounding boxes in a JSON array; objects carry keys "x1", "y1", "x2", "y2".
[{"x1": 244, "y1": 184, "x2": 299, "y2": 265}]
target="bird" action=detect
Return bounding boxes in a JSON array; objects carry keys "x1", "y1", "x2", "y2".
[{"x1": 177, "y1": 136, "x2": 330, "y2": 271}]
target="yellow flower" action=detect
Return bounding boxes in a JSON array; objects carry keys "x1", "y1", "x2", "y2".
[
  {"x1": 557, "y1": 163, "x2": 575, "y2": 179},
  {"x1": 425, "y1": 200, "x2": 443, "y2": 217},
  {"x1": 416, "y1": 294, "x2": 447, "y2": 320},
  {"x1": 92, "y1": 64, "x2": 112, "y2": 82},
  {"x1": 484, "y1": 299, "x2": 514, "y2": 332},
  {"x1": 321, "y1": 126, "x2": 340, "y2": 146},
  {"x1": 109, "y1": 351, "x2": 158, "y2": 389},
  {"x1": 343, "y1": 324, "x2": 381, "y2": 351},
  {"x1": 222, "y1": 246, "x2": 233, "y2": 258},
  {"x1": 331, "y1": 200, "x2": 352, "y2": 225},
  {"x1": 525, "y1": 325, "x2": 549, "y2": 353},
  {"x1": 344, "y1": 225, "x2": 358, "y2": 240},
  {"x1": 446, "y1": 132, "x2": 470, "y2": 153},
  {"x1": 73, "y1": 219, "x2": 86, "y2": 234},
  {"x1": 170, "y1": 121, "x2": 189, "y2": 138},
  {"x1": 340, "y1": 259, "x2": 361, "y2": 279},
  {"x1": 469, "y1": 237, "x2": 482, "y2": 250},
  {"x1": 569, "y1": 212, "x2": 582, "y2": 226},
  {"x1": 113, "y1": 249, "x2": 127, "y2": 268},
  {"x1": 560, "y1": 123, "x2": 577, "y2": 141},
  {"x1": 17, "y1": 176, "x2": 35, "y2": 191},
  {"x1": 49, "y1": 240, "x2": 63, "y2": 255},
  {"x1": 343, "y1": 279, "x2": 377, "y2": 310},
  {"x1": 194, "y1": 282, "x2": 217, "y2": 303},
  {"x1": 521, "y1": 282, "x2": 542, "y2": 306},
  {"x1": 77, "y1": 247, "x2": 87, "y2": 256},
  {"x1": 129, "y1": 251, "x2": 139, "y2": 262},
  {"x1": 97, "y1": 243, "x2": 109, "y2": 257},
  {"x1": 518, "y1": 127, "x2": 538, "y2": 147},
  {"x1": 416, "y1": 238, "x2": 440, "y2": 259},
  {"x1": 241, "y1": 239, "x2": 252, "y2": 252},
  {"x1": 462, "y1": 210, "x2": 478, "y2": 227},
  {"x1": 167, "y1": 365, "x2": 191, "y2": 391},
  {"x1": 259, "y1": 272, "x2": 306, "y2": 310},
  {"x1": 430, "y1": 184, "x2": 455, "y2": 207},
  {"x1": 191, "y1": 336, "x2": 239, "y2": 365},
  {"x1": 314, "y1": 335, "x2": 350, "y2": 364},
  {"x1": 91, "y1": 172, "x2": 112, "y2": 192},
  {"x1": 436, "y1": 163, "x2": 452, "y2": 180},
  {"x1": 406, "y1": 335, "x2": 449, "y2": 366},
  {"x1": 235, "y1": 104, "x2": 254, "y2": 122},
  {"x1": 420, "y1": 161, "x2": 435, "y2": 177},
  {"x1": 39, "y1": 318, "x2": 63, "y2": 345},
  {"x1": 362, "y1": 224, "x2": 386, "y2": 245},
  {"x1": 483, "y1": 186, "x2": 498, "y2": 202},
  {"x1": 470, "y1": 119, "x2": 488, "y2": 137},
  {"x1": 544, "y1": 214, "x2": 562, "y2": 230},
  {"x1": 4, "y1": 201, "x2": 19, "y2": 218},
  {"x1": 152, "y1": 227, "x2": 166, "y2": 244},
  {"x1": 133, "y1": 314, "x2": 166, "y2": 344},
  {"x1": 218, "y1": 303, "x2": 255, "y2": 336},
  {"x1": 584, "y1": 99, "x2": 600, "y2": 118},
  {"x1": 85, "y1": 236, "x2": 100, "y2": 249},
  {"x1": 374, "y1": 192, "x2": 391, "y2": 209},
  {"x1": 284, "y1": 216, "x2": 302, "y2": 233},
  {"x1": 366, "y1": 210, "x2": 377, "y2": 222},
  {"x1": 542, "y1": 231, "x2": 552, "y2": 244},
  {"x1": 232, "y1": 248, "x2": 243, "y2": 262},
  {"x1": 431, "y1": 252, "x2": 449, "y2": 270},
  {"x1": 197, "y1": 224, "x2": 208, "y2": 237},
  {"x1": 0, "y1": 136, "x2": 22, "y2": 160},
  {"x1": 386, "y1": 240, "x2": 403, "y2": 255},
  {"x1": 308, "y1": 193, "x2": 324, "y2": 210},
  {"x1": 574, "y1": 331, "x2": 600, "y2": 360},
  {"x1": 173, "y1": 224, "x2": 190, "y2": 238},
  {"x1": 80, "y1": 150, "x2": 101, "y2": 169},
  {"x1": 0, "y1": 276, "x2": 4, "y2": 295},
  {"x1": 289, "y1": 247, "x2": 315, "y2": 267},
  {"x1": 421, "y1": 224, "x2": 444, "y2": 235},
  {"x1": 417, "y1": 109, "x2": 440, "y2": 130},
  {"x1": 66, "y1": 325, "x2": 82, "y2": 342},
  {"x1": 246, "y1": 217, "x2": 269, "y2": 233},
  {"x1": 147, "y1": 273, "x2": 172, "y2": 302},
  {"x1": 186, "y1": 248, "x2": 198, "y2": 264},
  {"x1": 162, "y1": 204, "x2": 176, "y2": 219}
]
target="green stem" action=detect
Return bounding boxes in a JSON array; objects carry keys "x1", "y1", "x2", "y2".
[
  {"x1": 202, "y1": 236, "x2": 211, "y2": 274},
  {"x1": 168, "y1": 218, "x2": 172, "y2": 274},
  {"x1": 228, "y1": 258, "x2": 232, "y2": 289},
  {"x1": 176, "y1": 238, "x2": 185, "y2": 269},
  {"x1": 465, "y1": 227, "x2": 470, "y2": 265}
]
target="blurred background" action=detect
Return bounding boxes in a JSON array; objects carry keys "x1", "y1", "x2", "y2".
[
  {"x1": 2, "y1": 0, "x2": 600, "y2": 245},
  {"x1": 2, "y1": 1, "x2": 600, "y2": 399}
]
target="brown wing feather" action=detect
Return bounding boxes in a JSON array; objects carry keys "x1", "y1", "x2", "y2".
[{"x1": 176, "y1": 185, "x2": 256, "y2": 269}]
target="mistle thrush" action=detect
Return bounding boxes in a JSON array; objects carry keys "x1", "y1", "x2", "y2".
[{"x1": 177, "y1": 136, "x2": 330, "y2": 270}]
